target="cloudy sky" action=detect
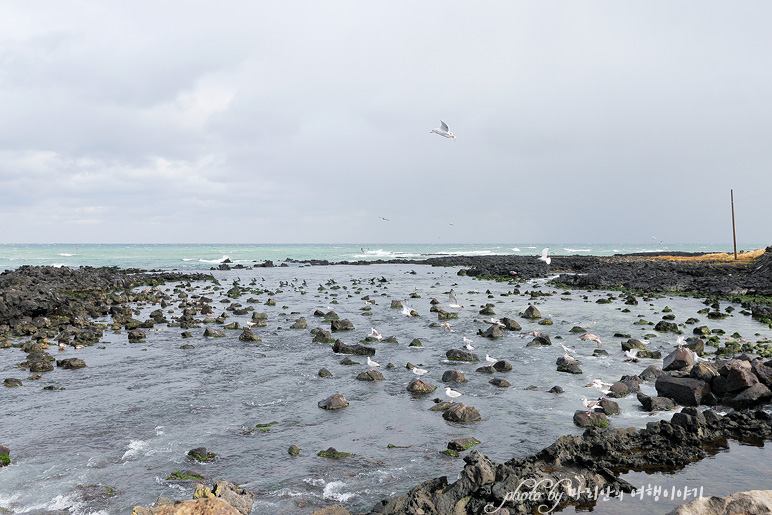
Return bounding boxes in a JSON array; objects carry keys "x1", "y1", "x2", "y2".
[{"x1": 1, "y1": 2, "x2": 770, "y2": 245}]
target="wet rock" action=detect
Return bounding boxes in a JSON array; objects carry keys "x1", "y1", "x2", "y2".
[
  {"x1": 522, "y1": 305, "x2": 541, "y2": 319},
  {"x1": 446, "y1": 348, "x2": 479, "y2": 361},
  {"x1": 317, "y1": 447, "x2": 352, "y2": 458},
  {"x1": 332, "y1": 340, "x2": 375, "y2": 356},
  {"x1": 318, "y1": 368, "x2": 333, "y2": 378},
  {"x1": 448, "y1": 437, "x2": 481, "y2": 452},
  {"x1": 132, "y1": 497, "x2": 240, "y2": 515},
  {"x1": 339, "y1": 357, "x2": 359, "y2": 366},
  {"x1": 56, "y1": 358, "x2": 86, "y2": 369},
  {"x1": 442, "y1": 403, "x2": 481, "y2": 422},
  {"x1": 238, "y1": 328, "x2": 261, "y2": 342},
  {"x1": 356, "y1": 369, "x2": 385, "y2": 381},
  {"x1": 0, "y1": 446, "x2": 10, "y2": 466},
  {"x1": 330, "y1": 319, "x2": 354, "y2": 332},
  {"x1": 654, "y1": 321, "x2": 681, "y2": 333},
  {"x1": 599, "y1": 398, "x2": 620, "y2": 415},
  {"x1": 489, "y1": 378, "x2": 511, "y2": 387},
  {"x1": 429, "y1": 401, "x2": 455, "y2": 411},
  {"x1": 663, "y1": 347, "x2": 697, "y2": 371},
  {"x1": 288, "y1": 445, "x2": 300, "y2": 456},
  {"x1": 211, "y1": 480, "x2": 255, "y2": 515},
  {"x1": 407, "y1": 378, "x2": 437, "y2": 394},
  {"x1": 318, "y1": 393, "x2": 349, "y2": 410},
  {"x1": 500, "y1": 317, "x2": 522, "y2": 331},
  {"x1": 548, "y1": 385, "x2": 564, "y2": 394},
  {"x1": 4, "y1": 378, "x2": 22, "y2": 387},
  {"x1": 573, "y1": 410, "x2": 608, "y2": 428},
  {"x1": 475, "y1": 365, "x2": 496, "y2": 374},
  {"x1": 655, "y1": 375, "x2": 712, "y2": 406},
  {"x1": 493, "y1": 360, "x2": 512, "y2": 372},
  {"x1": 128, "y1": 329, "x2": 146, "y2": 342},
  {"x1": 751, "y1": 360, "x2": 772, "y2": 387},
  {"x1": 311, "y1": 506, "x2": 351, "y2": 515},
  {"x1": 188, "y1": 448, "x2": 216, "y2": 462},
  {"x1": 637, "y1": 392, "x2": 676, "y2": 411},
  {"x1": 640, "y1": 365, "x2": 665, "y2": 381},
  {"x1": 726, "y1": 383, "x2": 772, "y2": 410},
  {"x1": 290, "y1": 317, "x2": 307, "y2": 329},
  {"x1": 203, "y1": 328, "x2": 226, "y2": 338},
  {"x1": 312, "y1": 328, "x2": 334, "y2": 343},
  {"x1": 725, "y1": 361, "x2": 759, "y2": 392},
  {"x1": 690, "y1": 362, "x2": 718, "y2": 382},
  {"x1": 408, "y1": 338, "x2": 422, "y2": 347},
  {"x1": 442, "y1": 370, "x2": 468, "y2": 383},
  {"x1": 621, "y1": 339, "x2": 647, "y2": 351},
  {"x1": 666, "y1": 489, "x2": 772, "y2": 515},
  {"x1": 556, "y1": 355, "x2": 582, "y2": 374},
  {"x1": 478, "y1": 325, "x2": 504, "y2": 339},
  {"x1": 527, "y1": 335, "x2": 552, "y2": 346}
]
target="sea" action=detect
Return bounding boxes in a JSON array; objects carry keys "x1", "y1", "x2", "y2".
[
  {"x1": 1, "y1": 242, "x2": 770, "y2": 515},
  {"x1": 0, "y1": 242, "x2": 761, "y2": 272}
]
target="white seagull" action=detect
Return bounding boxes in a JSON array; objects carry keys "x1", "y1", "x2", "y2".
[
  {"x1": 412, "y1": 366, "x2": 428, "y2": 376},
  {"x1": 538, "y1": 247, "x2": 551, "y2": 265},
  {"x1": 367, "y1": 356, "x2": 381, "y2": 368},
  {"x1": 485, "y1": 354, "x2": 498, "y2": 364},
  {"x1": 369, "y1": 327, "x2": 383, "y2": 341},
  {"x1": 585, "y1": 378, "x2": 612, "y2": 395},
  {"x1": 448, "y1": 290, "x2": 464, "y2": 309},
  {"x1": 559, "y1": 343, "x2": 576, "y2": 355},
  {"x1": 445, "y1": 387, "x2": 463, "y2": 401},
  {"x1": 580, "y1": 333, "x2": 603, "y2": 348},
  {"x1": 624, "y1": 348, "x2": 640, "y2": 360},
  {"x1": 581, "y1": 396, "x2": 603, "y2": 411},
  {"x1": 463, "y1": 337, "x2": 475, "y2": 351},
  {"x1": 430, "y1": 120, "x2": 456, "y2": 140}
]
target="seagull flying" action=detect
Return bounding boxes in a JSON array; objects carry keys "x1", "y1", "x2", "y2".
[
  {"x1": 369, "y1": 327, "x2": 383, "y2": 341},
  {"x1": 538, "y1": 247, "x2": 551, "y2": 265},
  {"x1": 430, "y1": 120, "x2": 456, "y2": 140},
  {"x1": 580, "y1": 333, "x2": 602, "y2": 348},
  {"x1": 585, "y1": 378, "x2": 612, "y2": 395}
]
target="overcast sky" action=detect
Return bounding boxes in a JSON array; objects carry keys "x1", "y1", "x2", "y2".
[{"x1": 1, "y1": 2, "x2": 770, "y2": 245}]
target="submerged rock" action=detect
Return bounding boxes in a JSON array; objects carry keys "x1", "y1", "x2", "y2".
[{"x1": 318, "y1": 393, "x2": 349, "y2": 410}]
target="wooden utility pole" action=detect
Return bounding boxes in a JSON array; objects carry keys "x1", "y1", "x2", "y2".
[{"x1": 731, "y1": 189, "x2": 738, "y2": 260}]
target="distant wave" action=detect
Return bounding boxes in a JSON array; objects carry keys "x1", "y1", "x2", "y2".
[
  {"x1": 511, "y1": 248, "x2": 520, "y2": 252},
  {"x1": 51, "y1": 263, "x2": 65, "y2": 268},
  {"x1": 563, "y1": 248, "x2": 591, "y2": 252},
  {"x1": 182, "y1": 258, "x2": 194, "y2": 262},
  {"x1": 199, "y1": 255, "x2": 230, "y2": 263},
  {"x1": 356, "y1": 249, "x2": 423, "y2": 259},
  {"x1": 58, "y1": 253, "x2": 73, "y2": 257}
]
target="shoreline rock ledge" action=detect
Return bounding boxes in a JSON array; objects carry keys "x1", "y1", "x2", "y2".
[{"x1": 368, "y1": 408, "x2": 772, "y2": 515}]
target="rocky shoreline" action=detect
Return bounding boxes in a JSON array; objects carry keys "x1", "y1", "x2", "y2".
[{"x1": 2, "y1": 251, "x2": 772, "y2": 514}]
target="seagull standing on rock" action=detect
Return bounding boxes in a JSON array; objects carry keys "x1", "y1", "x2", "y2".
[
  {"x1": 412, "y1": 366, "x2": 428, "y2": 376},
  {"x1": 445, "y1": 387, "x2": 463, "y2": 402},
  {"x1": 367, "y1": 356, "x2": 381, "y2": 368},
  {"x1": 430, "y1": 120, "x2": 456, "y2": 140}
]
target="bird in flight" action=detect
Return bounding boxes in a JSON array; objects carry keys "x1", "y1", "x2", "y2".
[
  {"x1": 430, "y1": 120, "x2": 456, "y2": 140},
  {"x1": 380, "y1": 217, "x2": 390, "y2": 222},
  {"x1": 538, "y1": 247, "x2": 551, "y2": 265}
]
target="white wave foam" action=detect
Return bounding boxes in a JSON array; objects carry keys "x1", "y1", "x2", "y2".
[
  {"x1": 122, "y1": 439, "x2": 149, "y2": 460},
  {"x1": 322, "y1": 481, "x2": 355, "y2": 502},
  {"x1": 511, "y1": 248, "x2": 521, "y2": 252},
  {"x1": 14, "y1": 493, "x2": 84, "y2": 514},
  {"x1": 563, "y1": 248, "x2": 591, "y2": 252},
  {"x1": 51, "y1": 263, "x2": 65, "y2": 268},
  {"x1": 182, "y1": 258, "x2": 194, "y2": 262},
  {"x1": 58, "y1": 253, "x2": 73, "y2": 257},
  {"x1": 199, "y1": 255, "x2": 230, "y2": 263}
]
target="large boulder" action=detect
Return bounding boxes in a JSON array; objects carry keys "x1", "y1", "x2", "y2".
[
  {"x1": 133, "y1": 498, "x2": 240, "y2": 515},
  {"x1": 725, "y1": 361, "x2": 759, "y2": 392},
  {"x1": 572, "y1": 410, "x2": 608, "y2": 428},
  {"x1": 500, "y1": 318, "x2": 522, "y2": 331},
  {"x1": 725, "y1": 383, "x2": 772, "y2": 410},
  {"x1": 56, "y1": 358, "x2": 86, "y2": 369},
  {"x1": 637, "y1": 392, "x2": 676, "y2": 411},
  {"x1": 663, "y1": 347, "x2": 696, "y2": 371},
  {"x1": 478, "y1": 325, "x2": 504, "y2": 339},
  {"x1": 655, "y1": 375, "x2": 712, "y2": 406},
  {"x1": 211, "y1": 481, "x2": 255, "y2": 515}
]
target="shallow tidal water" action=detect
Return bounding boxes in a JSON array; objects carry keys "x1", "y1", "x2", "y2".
[{"x1": 1, "y1": 263, "x2": 771, "y2": 514}]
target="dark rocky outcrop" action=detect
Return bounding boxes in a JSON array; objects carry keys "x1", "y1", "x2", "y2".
[
  {"x1": 332, "y1": 340, "x2": 375, "y2": 356},
  {"x1": 370, "y1": 408, "x2": 772, "y2": 515}
]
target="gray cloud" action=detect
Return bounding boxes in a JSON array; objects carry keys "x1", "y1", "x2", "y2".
[{"x1": 1, "y1": 1, "x2": 770, "y2": 244}]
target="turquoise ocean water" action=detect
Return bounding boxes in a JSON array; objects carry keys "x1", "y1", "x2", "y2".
[{"x1": 0, "y1": 242, "x2": 761, "y2": 271}]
